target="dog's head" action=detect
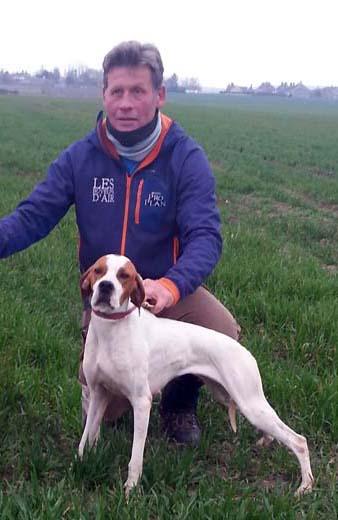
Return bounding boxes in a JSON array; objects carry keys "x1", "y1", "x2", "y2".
[{"x1": 81, "y1": 255, "x2": 145, "y2": 313}]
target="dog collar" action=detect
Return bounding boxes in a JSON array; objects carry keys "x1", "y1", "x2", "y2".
[{"x1": 92, "y1": 305, "x2": 138, "y2": 320}]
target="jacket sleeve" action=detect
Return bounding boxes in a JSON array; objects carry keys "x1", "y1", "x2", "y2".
[
  {"x1": 0, "y1": 150, "x2": 75, "y2": 258},
  {"x1": 161, "y1": 147, "x2": 222, "y2": 300}
]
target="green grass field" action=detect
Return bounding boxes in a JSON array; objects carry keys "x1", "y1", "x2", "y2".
[{"x1": 0, "y1": 94, "x2": 337, "y2": 518}]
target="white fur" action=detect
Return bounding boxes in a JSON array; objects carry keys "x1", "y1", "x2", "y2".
[{"x1": 79, "y1": 254, "x2": 314, "y2": 497}]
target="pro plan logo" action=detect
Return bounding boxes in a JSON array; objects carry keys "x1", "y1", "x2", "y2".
[
  {"x1": 92, "y1": 177, "x2": 114, "y2": 203},
  {"x1": 145, "y1": 191, "x2": 166, "y2": 208}
]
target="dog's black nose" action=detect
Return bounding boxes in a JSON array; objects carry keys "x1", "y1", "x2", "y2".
[{"x1": 98, "y1": 280, "x2": 114, "y2": 293}]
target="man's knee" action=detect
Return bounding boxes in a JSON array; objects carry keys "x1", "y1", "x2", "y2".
[
  {"x1": 160, "y1": 286, "x2": 241, "y2": 340},
  {"x1": 192, "y1": 289, "x2": 241, "y2": 339}
]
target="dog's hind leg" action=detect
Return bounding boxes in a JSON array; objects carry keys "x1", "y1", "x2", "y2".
[
  {"x1": 202, "y1": 377, "x2": 237, "y2": 433},
  {"x1": 78, "y1": 385, "x2": 110, "y2": 458},
  {"x1": 124, "y1": 393, "x2": 152, "y2": 498},
  {"x1": 239, "y1": 397, "x2": 314, "y2": 495}
]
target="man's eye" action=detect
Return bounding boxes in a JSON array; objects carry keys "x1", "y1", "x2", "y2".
[{"x1": 133, "y1": 87, "x2": 143, "y2": 95}]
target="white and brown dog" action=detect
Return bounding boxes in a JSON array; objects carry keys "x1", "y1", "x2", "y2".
[{"x1": 78, "y1": 254, "x2": 314, "y2": 497}]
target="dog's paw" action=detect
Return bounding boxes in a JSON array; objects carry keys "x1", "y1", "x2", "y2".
[
  {"x1": 124, "y1": 478, "x2": 138, "y2": 500},
  {"x1": 256, "y1": 434, "x2": 274, "y2": 448},
  {"x1": 294, "y1": 474, "x2": 314, "y2": 497},
  {"x1": 78, "y1": 447, "x2": 84, "y2": 460}
]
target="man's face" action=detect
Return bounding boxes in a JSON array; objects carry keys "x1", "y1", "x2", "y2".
[{"x1": 103, "y1": 65, "x2": 166, "y2": 131}]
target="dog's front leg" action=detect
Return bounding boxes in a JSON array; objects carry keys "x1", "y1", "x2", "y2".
[
  {"x1": 78, "y1": 385, "x2": 109, "y2": 458},
  {"x1": 124, "y1": 394, "x2": 152, "y2": 498}
]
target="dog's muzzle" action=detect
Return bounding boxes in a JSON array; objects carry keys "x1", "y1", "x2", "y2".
[
  {"x1": 99, "y1": 280, "x2": 114, "y2": 294},
  {"x1": 96, "y1": 280, "x2": 114, "y2": 304}
]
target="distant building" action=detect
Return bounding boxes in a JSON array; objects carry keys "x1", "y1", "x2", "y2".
[
  {"x1": 275, "y1": 83, "x2": 293, "y2": 97},
  {"x1": 289, "y1": 82, "x2": 311, "y2": 99},
  {"x1": 221, "y1": 82, "x2": 251, "y2": 94},
  {"x1": 254, "y1": 82, "x2": 276, "y2": 95},
  {"x1": 219, "y1": 80, "x2": 331, "y2": 100},
  {"x1": 318, "y1": 86, "x2": 338, "y2": 100}
]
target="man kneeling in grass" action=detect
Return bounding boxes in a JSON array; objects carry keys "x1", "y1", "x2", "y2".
[{"x1": 0, "y1": 40, "x2": 241, "y2": 444}]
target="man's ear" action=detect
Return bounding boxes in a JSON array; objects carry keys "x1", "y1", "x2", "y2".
[
  {"x1": 130, "y1": 274, "x2": 145, "y2": 309},
  {"x1": 157, "y1": 85, "x2": 166, "y2": 109}
]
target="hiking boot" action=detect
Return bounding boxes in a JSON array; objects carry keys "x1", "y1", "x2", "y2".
[{"x1": 161, "y1": 410, "x2": 201, "y2": 446}]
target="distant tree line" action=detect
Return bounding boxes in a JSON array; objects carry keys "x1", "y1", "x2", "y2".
[
  {"x1": 0, "y1": 68, "x2": 202, "y2": 92},
  {"x1": 164, "y1": 73, "x2": 201, "y2": 92},
  {"x1": 0, "y1": 67, "x2": 103, "y2": 87}
]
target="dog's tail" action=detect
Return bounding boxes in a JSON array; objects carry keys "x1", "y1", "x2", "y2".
[{"x1": 228, "y1": 399, "x2": 237, "y2": 433}]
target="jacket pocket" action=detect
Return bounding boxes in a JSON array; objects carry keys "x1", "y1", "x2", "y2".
[{"x1": 135, "y1": 177, "x2": 173, "y2": 233}]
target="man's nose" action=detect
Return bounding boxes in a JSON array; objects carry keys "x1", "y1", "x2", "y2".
[{"x1": 119, "y1": 92, "x2": 133, "y2": 109}]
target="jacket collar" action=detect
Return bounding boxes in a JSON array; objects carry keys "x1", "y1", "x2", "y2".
[{"x1": 96, "y1": 112, "x2": 173, "y2": 170}]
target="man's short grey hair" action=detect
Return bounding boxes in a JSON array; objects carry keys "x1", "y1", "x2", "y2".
[{"x1": 103, "y1": 41, "x2": 164, "y2": 90}]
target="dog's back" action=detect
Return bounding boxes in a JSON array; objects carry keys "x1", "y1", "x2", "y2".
[{"x1": 138, "y1": 309, "x2": 261, "y2": 402}]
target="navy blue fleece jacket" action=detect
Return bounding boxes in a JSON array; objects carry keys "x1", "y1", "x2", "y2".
[{"x1": 0, "y1": 112, "x2": 222, "y2": 303}]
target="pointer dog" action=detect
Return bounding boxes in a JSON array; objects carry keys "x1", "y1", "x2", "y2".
[{"x1": 78, "y1": 254, "x2": 314, "y2": 497}]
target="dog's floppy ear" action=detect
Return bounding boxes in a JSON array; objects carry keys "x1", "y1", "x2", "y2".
[
  {"x1": 130, "y1": 273, "x2": 145, "y2": 309},
  {"x1": 80, "y1": 267, "x2": 93, "y2": 299}
]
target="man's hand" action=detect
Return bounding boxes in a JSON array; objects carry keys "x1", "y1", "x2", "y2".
[{"x1": 143, "y1": 279, "x2": 174, "y2": 314}]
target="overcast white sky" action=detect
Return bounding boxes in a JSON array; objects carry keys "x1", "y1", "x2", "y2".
[{"x1": 1, "y1": 0, "x2": 337, "y2": 88}]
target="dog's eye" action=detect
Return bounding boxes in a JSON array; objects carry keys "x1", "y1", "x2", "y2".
[
  {"x1": 119, "y1": 271, "x2": 130, "y2": 280},
  {"x1": 94, "y1": 267, "x2": 103, "y2": 275}
]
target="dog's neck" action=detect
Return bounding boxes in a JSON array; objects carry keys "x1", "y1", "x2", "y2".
[{"x1": 92, "y1": 305, "x2": 138, "y2": 321}]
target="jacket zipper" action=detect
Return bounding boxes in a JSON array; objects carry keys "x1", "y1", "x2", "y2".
[
  {"x1": 173, "y1": 236, "x2": 179, "y2": 264},
  {"x1": 117, "y1": 114, "x2": 173, "y2": 256},
  {"x1": 134, "y1": 179, "x2": 144, "y2": 224},
  {"x1": 120, "y1": 175, "x2": 132, "y2": 256}
]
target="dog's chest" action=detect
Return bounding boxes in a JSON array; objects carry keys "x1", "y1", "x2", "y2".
[
  {"x1": 88, "y1": 332, "x2": 148, "y2": 397},
  {"x1": 85, "y1": 317, "x2": 152, "y2": 397},
  {"x1": 94, "y1": 355, "x2": 136, "y2": 397}
]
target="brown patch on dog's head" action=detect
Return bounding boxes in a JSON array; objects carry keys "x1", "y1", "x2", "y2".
[
  {"x1": 117, "y1": 261, "x2": 145, "y2": 309},
  {"x1": 80, "y1": 256, "x2": 108, "y2": 298}
]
